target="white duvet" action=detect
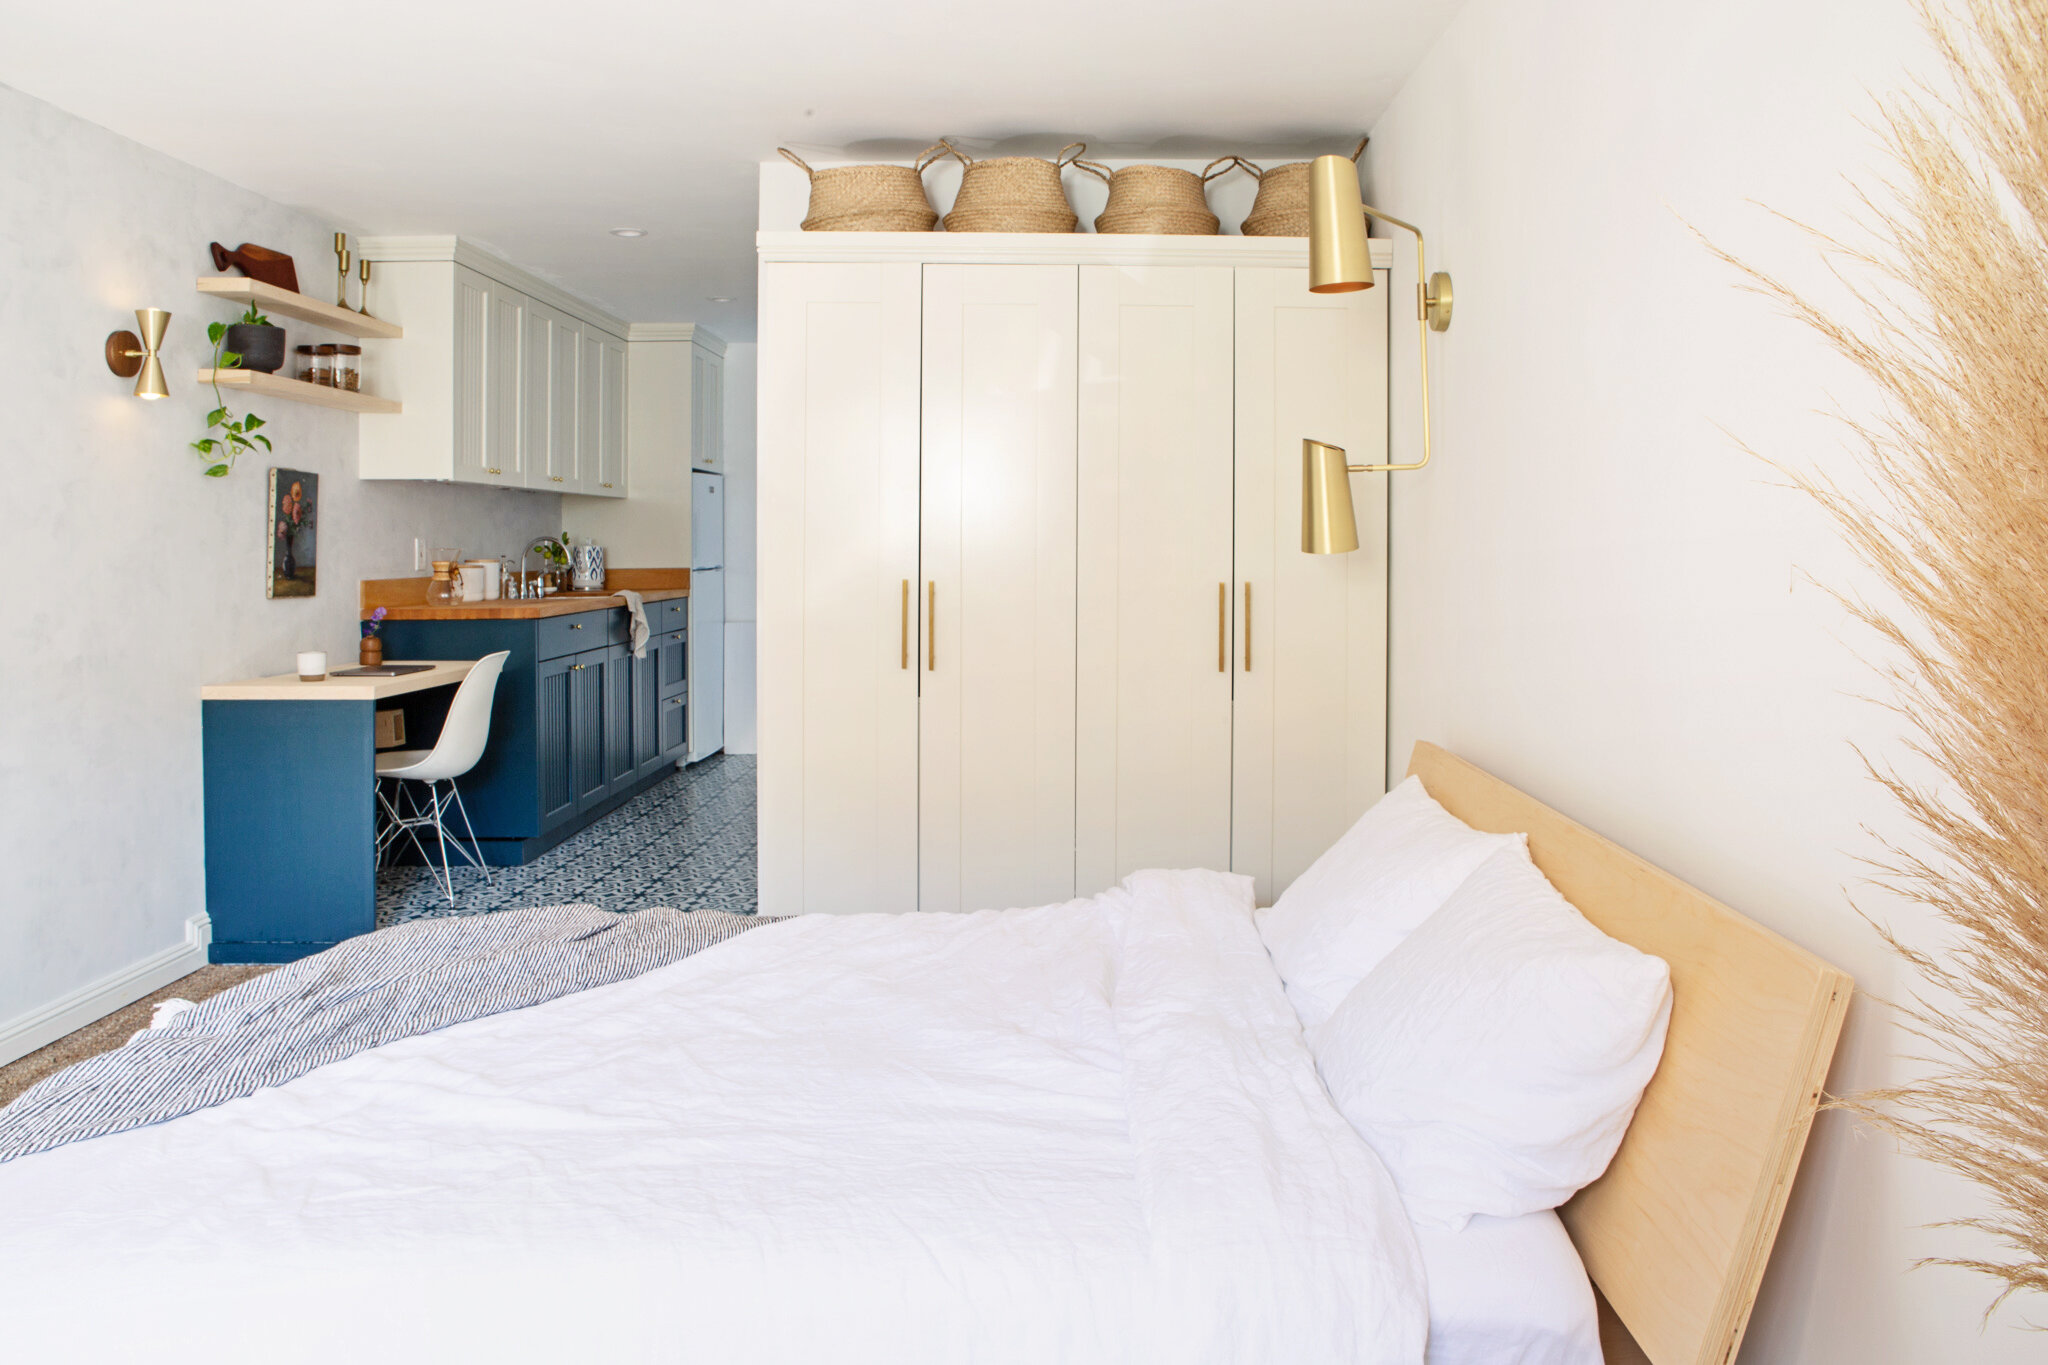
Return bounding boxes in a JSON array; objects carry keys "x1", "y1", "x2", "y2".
[{"x1": 0, "y1": 870, "x2": 1428, "y2": 1363}]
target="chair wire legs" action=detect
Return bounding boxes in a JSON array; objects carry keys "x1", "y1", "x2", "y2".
[{"x1": 376, "y1": 777, "x2": 494, "y2": 907}]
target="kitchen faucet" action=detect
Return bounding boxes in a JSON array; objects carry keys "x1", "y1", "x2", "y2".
[{"x1": 519, "y1": 537, "x2": 560, "y2": 599}]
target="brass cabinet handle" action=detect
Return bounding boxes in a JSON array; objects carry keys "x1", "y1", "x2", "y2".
[
  {"x1": 601, "y1": 482, "x2": 614, "y2": 489},
  {"x1": 569, "y1": 623, "x2": 583, "y2": 630},
  {"x1": 1217, "y1": 583, "x2": 1227, "y2": 672},
  {"x1": 1243, "y1": 582, "x2": 1252, "y2": 672},
  {"x1": 927, "y1": 581, "x2": 936, "y2": 671},
  {"x1": 900, "y1": 579, "x2": 910, "y2": 670},
  {"x1": 550, "y1": 475, "x2": 564, "y2": 483},
  {"x1": 485, "y1": 466, "x2": 502, "y2": 475}
]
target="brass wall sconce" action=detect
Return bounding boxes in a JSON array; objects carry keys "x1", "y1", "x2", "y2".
[
  {"x1": 104, "y1": 308, "x2": 172, "y2": 400},
  {"x1": 1301, "y1": 153, "x2": 1454, "y2": 553}
]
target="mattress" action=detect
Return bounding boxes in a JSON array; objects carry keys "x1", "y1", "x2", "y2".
[
  {"x1": 0, "y1": 870, "x2": 1429, "y2": 1364},
  {"x1": 1417, "y1": 1208, "x2": 1602, "y2": 1365}
]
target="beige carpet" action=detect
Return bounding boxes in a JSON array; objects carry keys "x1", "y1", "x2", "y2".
[{"x1": 0, "y1": 966, "x2": 274, "y2": 1106}]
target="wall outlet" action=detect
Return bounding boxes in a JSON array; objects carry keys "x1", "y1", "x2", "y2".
[{"x1": 413, "y1": 538, "x2": 426, "y2": 572}]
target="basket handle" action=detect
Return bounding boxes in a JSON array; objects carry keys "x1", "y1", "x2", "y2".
[
  {"x1": 1070, "y1": 156, "x2": 1112, "y2": 184},
  {"x1": 1201, "y1": 155, "x2": 1257, "y2": 184},
  {"x1": 938, "y1": 138, "x2": 974, "y2": 168},
  {"x1": 777, "y1": 147, "x2": 814, "y2": 180},
  {"x1": 1055, "y1": 142, "x2": 1087, "y2": 169},
  {"x1": 1236, "y1": 157, "x2": 1267, "y2": 181},
  {"x1": 1350, "y1": 134, "x2": 1369, "y2": 162},
  {"x1": 913, "y1": 143, "x2": 950, "y2": 173}
]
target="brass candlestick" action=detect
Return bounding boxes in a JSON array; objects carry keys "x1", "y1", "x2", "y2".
[
  {"x1": 334, "y1": 232, "x2": 351, "y2": 309},
  {"x1": 358, "y1": 258, "x2": 373, "y2": 317}
]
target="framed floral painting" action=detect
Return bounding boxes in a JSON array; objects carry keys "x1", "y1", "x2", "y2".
[{"x1": 267, "y1": 468, "x2": 317, "y2": 599}]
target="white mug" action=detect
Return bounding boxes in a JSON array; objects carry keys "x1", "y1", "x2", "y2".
[
  {"x1": 297, "y1": 651, "x2": 328, "y2": 681},
  {"x1": 460, "y1": 562, "x2": 486, "y2": 602}
]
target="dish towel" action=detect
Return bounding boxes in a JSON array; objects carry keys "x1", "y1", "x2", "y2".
[{"x1": 616, "y1": 590, "x2": 650, "y2": 658}]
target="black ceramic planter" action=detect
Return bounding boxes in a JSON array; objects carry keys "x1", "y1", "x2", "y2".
[{"x1": 225, "y1": 322, "x2": 286, "y2": 374}]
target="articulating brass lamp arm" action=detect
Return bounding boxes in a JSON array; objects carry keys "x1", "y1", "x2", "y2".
[{"x1": 1348, "y1": 205, "x2": 1451, "y2": 474}]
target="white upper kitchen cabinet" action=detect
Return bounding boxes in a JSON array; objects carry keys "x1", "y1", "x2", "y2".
[{"x1": 358, "y1": 237, "x2": 625, "y2": 496}]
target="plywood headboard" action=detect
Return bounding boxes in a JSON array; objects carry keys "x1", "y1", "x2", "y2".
[{"x1": 1408, "y1": 743, "x2": 1851, "y2": 1365}]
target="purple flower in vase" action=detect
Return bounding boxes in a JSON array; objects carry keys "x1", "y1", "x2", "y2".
[{"x1": 361, "y1": 605, "x2": 388, "y2": 640}]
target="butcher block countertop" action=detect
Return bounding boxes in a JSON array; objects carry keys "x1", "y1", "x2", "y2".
[{"x1": 361, "y1": 568, "x2": 689, "y2": 621}]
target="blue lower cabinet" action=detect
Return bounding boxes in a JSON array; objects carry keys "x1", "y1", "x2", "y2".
[
  {"x1": 380, "y1": 604, "x2": 679, "y2": 865},
  {"x1": 660, "y1": 691, "x2": 688, "y2": 758},
  {"x1": 203, "y1": 699, "x2": 378, "y2": 961}
]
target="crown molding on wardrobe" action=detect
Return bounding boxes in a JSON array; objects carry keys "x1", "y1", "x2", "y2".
[{"x1": 756, "y1": 232, "x2": 1396, "y2": 271}]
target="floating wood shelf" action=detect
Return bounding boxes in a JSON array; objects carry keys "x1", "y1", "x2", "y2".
[
  {"x1": 196, "y1": 277, "x2": 404, "y2": 340},
  {"x1": 196, "y1": 368, "x2": 402, "y2": 414}
]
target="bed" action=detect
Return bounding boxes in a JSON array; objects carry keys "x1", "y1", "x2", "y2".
[{"x1": 0, "y1": 744, "x2": 1848, "y2": 1365}]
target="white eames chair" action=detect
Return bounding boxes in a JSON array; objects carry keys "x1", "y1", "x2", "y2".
[{"x1": 374, "y1": 651, "x2": 509, "y2": 906}]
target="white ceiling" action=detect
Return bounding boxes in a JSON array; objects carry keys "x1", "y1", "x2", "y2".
[{"x1": 0, "y1": 0, "x2": 1466, "y2": 340}]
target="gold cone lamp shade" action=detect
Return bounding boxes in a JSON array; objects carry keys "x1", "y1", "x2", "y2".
[
  {"x1": 133, "y1": 306, "x2": 171, "y2": 400},
  {"x1": 1309, "y1": 155, "x2": 1374, "y2": 295},
  {"x1": 1302, "y1": 439, "x2": 1359, "y2": 554}
]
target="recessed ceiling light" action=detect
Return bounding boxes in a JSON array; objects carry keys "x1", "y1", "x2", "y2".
[
  {"x1": 708, "y1": 296, "x2": 733, "y2": 303},
  {"x1": 610, "y1": 228, "x2": 647, "y2": 238}
]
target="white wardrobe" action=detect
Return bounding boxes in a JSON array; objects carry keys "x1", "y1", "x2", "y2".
[{"x1": 758, "y1": 235, "x2": 1390, "y2": 917}]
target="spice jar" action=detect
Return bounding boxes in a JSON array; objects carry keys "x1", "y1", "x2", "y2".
[
  {"x1": 312, "y1": 344, "x2": 338, "y2": 387},
  {"x1": 334, "y1": 344, "x2": 362, "y2": 392},
  {"x1": 294, "y1": 345, "x2": 316, "y2": 382}
]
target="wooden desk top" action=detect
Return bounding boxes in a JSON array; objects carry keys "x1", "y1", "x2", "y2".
[{"x1": 200, "y1": 660, "x2": 477, "y2": 702}]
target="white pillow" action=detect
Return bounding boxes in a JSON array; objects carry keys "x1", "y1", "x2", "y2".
[
  {"x1": 1309, "y1": 843, "x2": 1672, "y2": 1230},
  {"x1": 1259, "y1": 776, "x2": 1523, "y2": 1031}
]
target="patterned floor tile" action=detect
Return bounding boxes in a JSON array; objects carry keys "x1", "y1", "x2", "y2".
[{"x1": 375, "y1": 754, "x2": 757, "y2": 926}]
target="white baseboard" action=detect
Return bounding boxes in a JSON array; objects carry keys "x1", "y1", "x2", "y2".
[{"x1": 0, "y1": 914, "x2": 212, "y2": 1068}]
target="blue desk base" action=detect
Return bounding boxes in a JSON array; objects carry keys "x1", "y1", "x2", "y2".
[{"x1": 203, "y1": 693, "x2": 450, "y2": 964}]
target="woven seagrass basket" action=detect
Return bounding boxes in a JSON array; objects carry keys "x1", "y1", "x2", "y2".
[
  {"x1": 1240, "y1": 136, "x2": 1369, "y2": 237},
  {"x1": 781, "y1": 145, "x2": 945, "y2": 232},
  {"x1": 939, "y1": 140, "x2": 1085, "y2": 233},
  {"x1": 1074, "y1": 156, "x2": 1253, "y2": 235}
]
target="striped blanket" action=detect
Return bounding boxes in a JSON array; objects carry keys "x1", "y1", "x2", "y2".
[{"x1": 0, "y1": 905, "x2": 767, "y2": 1164}]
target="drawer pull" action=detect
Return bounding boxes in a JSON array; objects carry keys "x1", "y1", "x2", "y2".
[
  {"x1": 569, "y1": 623, "x2": 583, "y2": 630},
  {"x1": 550, "y1": 475, "x2": 565, "y2": 483}
]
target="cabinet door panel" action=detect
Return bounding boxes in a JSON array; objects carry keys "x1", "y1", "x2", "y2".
[
  {"x1": 660, "y1": 692, "x2": 688, "y2": 757},
  {"x1": 598, "y1": 336, "x2": 627, "y2": 494},
  {"x1": 536, "y1": 652, "x2": 576, "y2": 829},
  {"x1": 631, "y1": 648, "x2": 662, "y2": 778},
  {"x1": 452, "y1": 268, "x2": 489, "y2": 484},
  {"x1": 569, "y1": 646, "x2": 608, "y2": 811},
  {"x1": 603, "y1": 643, "x2": 635, "y2": 794},
  {"x1": 1232, "y1": 267, "x2": 1389, "y2": 903},
  {"x1": 757, "y1": 263, "x2": 921, "y2": 915},
  {"x1": 1075, "y1": 266, "x2": 1235, "y2": 896},
  {"x1": 521, "y1": 304, "x2": 552, "y2": 490},
  {"x1": 487, "y1": 285, "x2": 526, "y2": 484},
  {"x1": 551, "y1": 314, "x2": 581, "y2": 491},
  {"x1": 918, "y1": 264, "x2": 1078, "y2": 915}
]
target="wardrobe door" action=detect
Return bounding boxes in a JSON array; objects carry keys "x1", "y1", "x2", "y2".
[
  {"x1": 919, "y1": 265, "x2": 1078, "y2": 914},
  {"x1": 1075, "y1": 266, "x2": 1236, "y2": 896},
  {"x1": 757, "y1": 262, "x2": 922, "y2": 916},
  {"x1": 1233, "y1": 267, "x2": 1390, "y2": 904}
]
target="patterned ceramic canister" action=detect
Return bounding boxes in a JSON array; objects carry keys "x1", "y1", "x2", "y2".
[{"x1": 570, "y1": 543, "x2": 606, "y2": 591}]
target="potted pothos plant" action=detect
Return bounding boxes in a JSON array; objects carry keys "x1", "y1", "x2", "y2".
[{"x1": 192, "y1": 305, "x2": 273, "y2": 478}]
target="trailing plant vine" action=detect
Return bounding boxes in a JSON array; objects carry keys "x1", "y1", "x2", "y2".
[{"x1": 191, "y1": 303, "x2": 272, "y2": 477}]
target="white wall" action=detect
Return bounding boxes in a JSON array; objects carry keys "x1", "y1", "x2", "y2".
[
  {"x1": 721, "y1": 342, "x2": 757, "y2": 755},
  {"x1": 1367, "y1": 0, "x2": 2036, "y2": 1357},
  {"x1": 0, "y1": 82, "x2": 560, "y2": 1060}
]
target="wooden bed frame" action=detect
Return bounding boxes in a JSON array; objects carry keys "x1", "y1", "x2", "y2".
[{"x1": 1409, "y1": 743, "x2": 1851, "y2": 1365}]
